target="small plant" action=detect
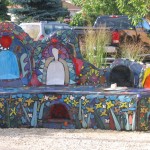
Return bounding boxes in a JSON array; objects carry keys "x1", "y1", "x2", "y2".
[
  {"x1": 80, "y1": 26, "x2": 111, "y2": 68},
  {"x1": 120, "y1": 42, "x2": 145, "y2": 62}
]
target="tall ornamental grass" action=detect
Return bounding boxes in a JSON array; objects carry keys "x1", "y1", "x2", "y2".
[
  {"x1": 120, "y1": 42, "x2": 145, "y2": 62},
  {"x1": 82, "y1": 27, "x2": 111, "y2": 68}
]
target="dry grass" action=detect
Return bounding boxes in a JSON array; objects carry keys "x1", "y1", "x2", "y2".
[
  {"x1": 80, "y1": 27, "x2": 111, "y2": 68},
  {"x1": 120, "y1": 42, "x2": 145, "y2": 62}
]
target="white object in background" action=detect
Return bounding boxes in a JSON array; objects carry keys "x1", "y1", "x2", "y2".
[
  {"x1": 46, "y1": 48, "x2": 65, "y2": 85},
  {"x1": 111, "y1": 83, "x2": 117, "y2": 89}
]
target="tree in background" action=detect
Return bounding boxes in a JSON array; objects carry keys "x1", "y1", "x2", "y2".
[
  {"x1": 71, "y1": 0, "x2": 82, "y2": 7},
  {"x1": 71, "y1": 0, "x2": 120, "y2": 26},
  {"x1": 71, "y1": 0, "x2": 150, "y2": 26},
  {"x1": 116, "y1": 0, "x2": 150, "y2": 25},
  {"x1": 0, "y1": 0, "x2": 10, "y2": 21},
  {"x1": 70, "y1": 13, "x2": 88, "y2": 26},
  {"x1": 8, "y1": 0, "x2": 69, "y2": 23}
]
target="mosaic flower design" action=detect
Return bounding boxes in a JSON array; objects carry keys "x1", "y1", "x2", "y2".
[
  {"x1": 120, "y1": 102, "x2": 128, "y2": 108},
  {"x1": 64, "y1": 97, "x2": 71, "y2": 104},
  {"x1": 106, "y1": 101, "x2": 114, "y2": 109},
  {"x1": 0, "y1": 102, "x2": 4, "y2": 109},
  {"x1": 89, "y1": 73, "x2": 99, "y2": 83},
  {"x1": 26, "y1": 98, "x2": 34, "y2": 106},
  {"x1": 86, "y1": 107, "x2": 94, "y2": 113},
  {"x1": 100, "y1": 110, "x2": 107, "y2": 116},
  {"x1": 95, "y1": 102, "x2": 102, "y2": 109},
  {"x1": 82, "y1": 99, "x2": 90, "y2": 106},
  {"x1": 10, "y1": 108, "x2": 16, "y2": 116},
  {"x1": 72, "y1": 100, "x2": 79, "y2": 106}
]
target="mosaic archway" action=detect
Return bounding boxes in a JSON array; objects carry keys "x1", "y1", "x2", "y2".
[
  {"x1": 110, "y1": 59, "x2": 144, "y2": 87},
  {"x1": 109, "y1": 65, "x2": 134, "y2": 87},
  {"x1": 49, "y1": 29, "x2": 82, "y2": 59},
  {"x1": 42, "y1": 56, "x2": 69, "y2": 85},
  {"x1": 0, "y1": 22, "x2": 35, "y2": 86},
  {"x1": 43, "y1": 103, "x2": 71, "y2": 120},
  {"x1": 34, "y1": 37, "x2": 77, "y2": 85}
]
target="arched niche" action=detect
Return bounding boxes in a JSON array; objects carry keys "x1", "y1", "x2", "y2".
[
  {"x1": 109, "y1": 65, "x2": 134, "y2": 87},
  {"x1": 0, "y1": 22, "x2": 34, "y2": 86},
  {"x1": 110, "y1": 58, "x2": 144, "y2": 87},
  {"x1": 42, "y1": 57, "x2": 69, "y2": 85},
  {"x1": 43, "y1": 103, "x2": 71, "y2": 122}
]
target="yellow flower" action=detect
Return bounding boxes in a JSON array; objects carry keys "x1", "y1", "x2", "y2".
[
  {"x1": 39, "y1": 96, "x2": 46, "y2": 103},
  {"x1": 101, "y1": 110, "x2": 107, "y2": 116},
  {"x1": 49, "y1": 95, "x2": 57, "y2": 101},
  {"x1": 120, "y1": 102, "x2": 128, "y2": 108},
  {"x1": 95, "y1": 102, "x2": 102, "y2": 109},
  {"x1": 141, "y1": 107, "x2": 148, "y2": 113},
  {"x1": 148, "y1": 98, "x2": 150, "y2": 104},
  {"x1": 106, "y1": 101, "x2": 114, "y2": 109},
  {"x1": 26, "y1": 98, "x2": 34, "y2": 106},
  {"x1": 10, "y1": 108, "x2": 16, "y2": 116},
  {"x1": 64, "y1": 97, "x2": 71, "y2": 104},
  {"x1": 0, "y1": 102, "x2": 4, "y2": 109},
  {"x1": 18, "y1": 98, "x2": 23, "y2": 102},
  {"x1": 86, "y1": 107, "x2": 94, "y2": 113},
  {"x1": 82, "y1": 99, "x2": 89, "y2": 106},
  {"x1": 72, "y1": 100, "x2": 79, "y2": 106}
]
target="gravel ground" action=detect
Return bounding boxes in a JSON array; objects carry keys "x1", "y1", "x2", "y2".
[{"x1": 0, "y1": 129, "x2": 149, "y2": 150}]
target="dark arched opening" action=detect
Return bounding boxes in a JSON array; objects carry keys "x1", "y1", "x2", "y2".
[
  {"x1": 43, "y1": 104, "x2": 70, "y2": 122},
  {"x1": 109, "y1": 65, "x2": 134, "y2": 87},
  {"x1": 50, "y1": 104, "x2": 70, "y2": 119}
]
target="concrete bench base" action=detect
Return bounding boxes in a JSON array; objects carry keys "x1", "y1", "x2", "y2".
[{"x1": 0, "y1": 86, "x2": 149, "y2": 131}]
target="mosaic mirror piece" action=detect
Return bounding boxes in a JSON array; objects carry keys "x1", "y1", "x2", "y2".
[{"x1": 46, "y1": 48, "x2": 65, "y2": 85}]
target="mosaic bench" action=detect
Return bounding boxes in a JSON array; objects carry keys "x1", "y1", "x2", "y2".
[
  {"x1": 0, "y1": 22, "x2": 149, "y2": 131},
  {"x1": 0, "y1": 86, "x2": 149, "y2": 131}
]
